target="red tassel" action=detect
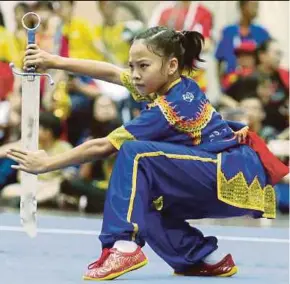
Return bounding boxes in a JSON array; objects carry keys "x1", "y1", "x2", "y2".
[{"x1": 244, "y1": 131, "x2": 289, "y2": 185}]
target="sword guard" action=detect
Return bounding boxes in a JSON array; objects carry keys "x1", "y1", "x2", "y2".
[{"x1": 9, "y1": 63, "x2": 54, "y2": 85}]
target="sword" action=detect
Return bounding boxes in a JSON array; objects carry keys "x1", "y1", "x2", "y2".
[{"x1": 10, "y1": 12, "x2": 54, "y2": 238}]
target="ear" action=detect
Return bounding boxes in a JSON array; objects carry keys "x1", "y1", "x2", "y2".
[{"x1": 167, "y1": 57, "x2": 179, "y2": 75}]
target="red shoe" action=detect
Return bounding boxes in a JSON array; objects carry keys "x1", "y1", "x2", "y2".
[
  {"x1": 83, "y1": 246, "x2": 148, "y2": 281},
  {"x1": 174, "y1": 254, "x2": 238, "y2": 277}
]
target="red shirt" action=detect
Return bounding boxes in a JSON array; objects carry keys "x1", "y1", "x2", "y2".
[{"x1": 158, "y1": 3, "x2": 212, "y2": 38}]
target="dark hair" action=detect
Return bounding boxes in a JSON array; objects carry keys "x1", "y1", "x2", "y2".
[
  {"x1": 134, "y1": 26, "x2": 204, "y2": 73},
  {"x1": 254, "y1": 38, "x2": 275, "y2": 65},
  {"x1": 238, "y1": 1, "x2": 250, "y2": 9},
  {"x1": 39, "y1": 111, "x2": 62, "y2": 139},
  {"x1": 14, "y1": 2, "x2": 30, "y2": 13},
  {"x1": 0, "y1": 7, "x2": 5, "y2": 27}
]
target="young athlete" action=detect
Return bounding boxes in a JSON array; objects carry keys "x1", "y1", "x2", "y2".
[{"x1": 7, "y1": 26, "x2": 288, "y2": 281}]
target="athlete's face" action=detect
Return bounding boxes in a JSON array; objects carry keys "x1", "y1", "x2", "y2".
[{"x1": 128, "y1": 40, "x2": 177, "y2": 96}]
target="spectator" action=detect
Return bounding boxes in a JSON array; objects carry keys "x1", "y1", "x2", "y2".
[
  {"x1": 239, "y1": 96, "x2": 278, "y2": 142},
  {"x1": 220, "y1": 41, "x2": 257, "y2": 108},
  {"x1": 59, "y1": 96, "x2": 122, "y2": 213},
  {"x1": 0, "y1": 112, "x2": 75, "y2": 207},
  {"x1": 95, "y1": 1, "x2": 144, "y2": 67},
  {"x1": 65, "y1": 73, "x2": 101, "y2": 146},
  {"x1": 55, "y1": 1, "x2": 104, "y2": 61},
  {"x1": 149, "y1": 1, "x2": 213, "y2": 92},
  {"x1": 215, "y1": 0, "x2": 270, "y2": 82},
  {"x1": 40, "y1": 1, "x2": 101, "y2": 143},
  {"x1": 255, "y1": 38, "x2": 289, "y2": 132},
  {"x1": 0, "y1": 7, "x2": 20, "y2": 100},
  {"x1": 0, "y1": 6, "x2": 22, "y2": 145},
  {"x1": 33, "y1": 1, "x2": 61, "y2": 53}
]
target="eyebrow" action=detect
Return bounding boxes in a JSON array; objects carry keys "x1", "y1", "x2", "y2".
[{"x1": 128, "y1": 58, "x2": 151, "y2": 64}]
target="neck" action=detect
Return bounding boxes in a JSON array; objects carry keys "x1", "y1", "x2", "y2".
[
  {"x1": 240, "y1": 16, "x2": 251, "y2": 27},
  {"x1": 158, "y1": 74, "x2": 181, "y2": 96}
]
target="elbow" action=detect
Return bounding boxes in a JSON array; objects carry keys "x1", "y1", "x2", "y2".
[{"x1": 86, "y1": 137, "x2": 116, "y2": 160}]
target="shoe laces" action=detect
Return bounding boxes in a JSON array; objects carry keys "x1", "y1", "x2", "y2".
[{"x1": 88, "y1": 248, "x2": 115, "y2": 269}]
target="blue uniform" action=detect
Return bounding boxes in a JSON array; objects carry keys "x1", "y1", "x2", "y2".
[
  {"x1": 100, "y1": 72, "x2": 275, "y2": 271},
  {"x1": 215, "y1": 24, "x2": 270, "y2": 74}
]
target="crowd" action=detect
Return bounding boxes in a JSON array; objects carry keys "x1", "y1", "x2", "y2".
[{"x1": 0, "y1": 1, "x2": 288, "y2": 214}]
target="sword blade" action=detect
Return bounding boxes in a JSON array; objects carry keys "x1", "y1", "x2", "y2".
[{"x1": 20, "y1": 75, "x2": 40, "y2": 238}]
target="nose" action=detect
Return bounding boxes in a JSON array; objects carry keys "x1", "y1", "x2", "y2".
[{"x1": 132, "y1": 69, "x2": 141, "y2": 81}]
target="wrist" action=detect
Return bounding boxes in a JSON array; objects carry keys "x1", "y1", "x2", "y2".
[
  {"x1": 42, "y1": 157, "x2": 53, "y2": 173},
  {"x1": 51, "y1": 55, "x2": 63, "y2": 69}
]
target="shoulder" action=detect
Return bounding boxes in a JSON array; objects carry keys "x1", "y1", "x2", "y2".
[
  {"x1": 157, "y1": 77, "x2": 209, "y2": 115},
  {"x1": 250, "y1": 24, "x2": 270, "y2": 37},
  {"x1": 221, "y1": 24, "x2": 238, "y2": 36},
  {"x1": 250, "y1": 24, "x2": 268, "y2": 33}
]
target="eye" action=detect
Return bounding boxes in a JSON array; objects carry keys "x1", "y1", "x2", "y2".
[
  {"x1": 140, "y1": 63, "x2": 149, "y2": 69},
  {"x1": 128, "y1": 63, "x2": 133, "y2": 71}
]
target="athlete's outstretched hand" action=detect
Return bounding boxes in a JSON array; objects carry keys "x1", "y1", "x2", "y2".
[{"x1": 6, "y1": 148, "x2": 49, "y2": 174}]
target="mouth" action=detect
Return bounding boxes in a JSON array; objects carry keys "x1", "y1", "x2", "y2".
[{"x1": 134, "y1": 83, "x2": 146, "y2": 91}]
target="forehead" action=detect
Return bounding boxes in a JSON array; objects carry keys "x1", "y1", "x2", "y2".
[{"x1": 129, "y1": 40, "x2": 160, "y2": 62}]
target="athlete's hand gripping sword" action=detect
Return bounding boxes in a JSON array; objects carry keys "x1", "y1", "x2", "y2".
[{"x1": 10, "y1": 12, "x2": 54, "y2": 238}]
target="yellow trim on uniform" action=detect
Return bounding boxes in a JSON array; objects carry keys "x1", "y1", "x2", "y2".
[
  {"x1": 107, "y1": 126, "x2": 136, "y2": 150},
  {"x1": 126, "y1": 151, "x2": 276, "y2": 241},
  {"x1": 127, "y1": 151, "x2": 217, "y2": 240},
  {"x1": 119, "y1": 70, "x2": 182, "y2": 103},
  {"x1": 217, "y1": 153, "x2": 276, "y2": 219},
  {"x1": 120, "y1": 70, "x2": 151, "y2": 102},
  {"x1": 164, "y1": 77, "x2": 182, "y2": 93}
]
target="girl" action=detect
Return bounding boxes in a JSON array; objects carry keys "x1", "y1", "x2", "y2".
[{"x1": 7, "y1": 27, "x2": 288, "y2": 281}]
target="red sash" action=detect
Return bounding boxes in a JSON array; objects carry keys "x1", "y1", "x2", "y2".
[{"x1": 244, "y1": 131, "x2": 289, "y2": 185}]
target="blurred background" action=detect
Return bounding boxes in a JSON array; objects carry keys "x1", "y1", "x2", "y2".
[{"x1": 0, "y1": 1, "x2": 288, "y2": 222}]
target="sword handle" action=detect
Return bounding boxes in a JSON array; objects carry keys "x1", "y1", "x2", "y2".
[
  {"x1": 27, "y1": 29, "x2": 36, "y2": 45},
  {"x1": 22, "y1": 12, "x2": 41, "y2": 74}
]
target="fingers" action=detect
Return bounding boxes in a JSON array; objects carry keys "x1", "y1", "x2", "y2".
[
  {"x1": 26, "y1": 44, "x2": 39, "y2": 50},
  {"x1": 6, "y1": 153, "x2": 26, "y2": 164},
  {"x1": 234, "y1": 127, "x2": 248, "y2": 144},
  {"x1": 9, "y1": 148, "x2": 28, "y2": 155},
  {"x1": 11, "y1": 165, "x2": 23, "y2": 170},
  {"x1": 24, "y1": 45, "x2": 41, "y2": 70},
  {"x1": 11, "y1": 164, "x2": 36, "y2": 175},
  {"x1": 23, "y1": 58, "x2": 41, "y2": 70},
  {"x1": 25, "y1": 49, "x2": 39, "y2": 56},
  {"x1": 6, "y1": 149, "x2": 28, "y2": 164}
]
